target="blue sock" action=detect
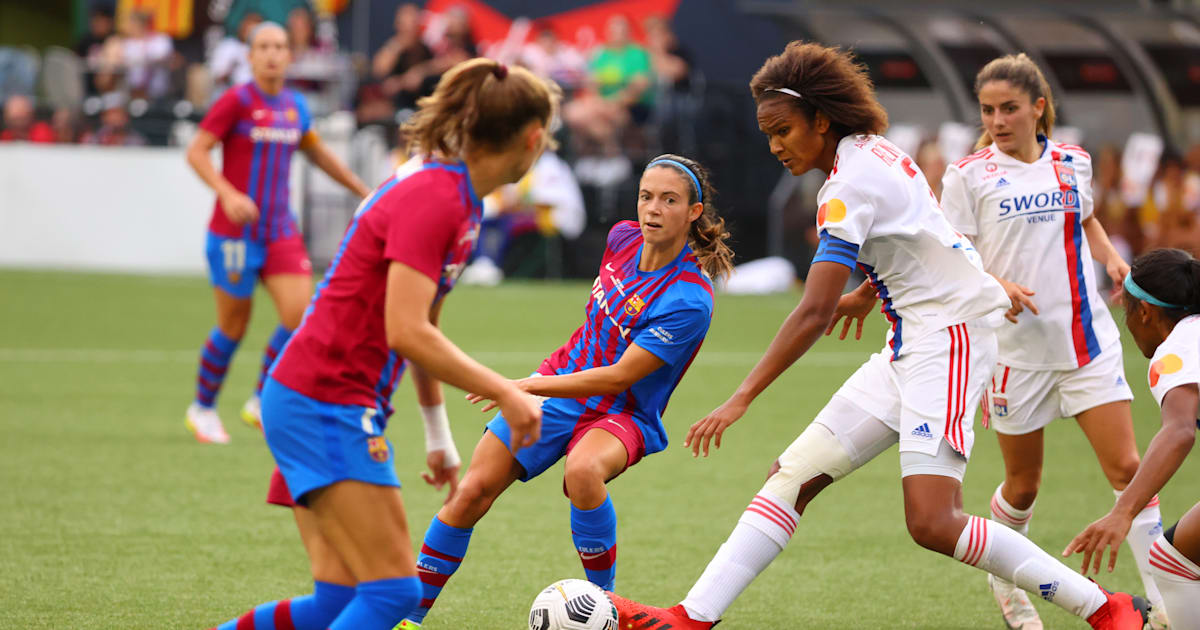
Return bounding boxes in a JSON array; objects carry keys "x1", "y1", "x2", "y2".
[
  {"x1": 196, "y1": 327, "x2": 239, "y2": 408},
  {"x1": 572, "y1": 495, "x2": 618, "y2": 591},
  {"x1": 256, "y1": 324, "x2": 292, "y2": 396},
  {"x1": 213, "y1": 581, "x2": 354, "y2": 630},
  {"x1": 408, "y1": 516, "x2": 474, "y2": 624},
  {"x1": 328, "y1": 577, "x2": 421, "y2": 630}
]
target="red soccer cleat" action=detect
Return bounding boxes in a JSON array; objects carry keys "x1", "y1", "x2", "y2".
[
  {"x1": 605, "y1": 592, "x2": 717, "y2": 630},
  {"x1": 1086, "y1": 589, "x2": 1150, "y2": 630}
]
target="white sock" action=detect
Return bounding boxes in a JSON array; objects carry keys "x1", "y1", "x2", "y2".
[
  {"x1": 991, "y1": 483, "x2": 1034, "y2": 536},
  {"x1": 680, "y1": 493, "x2": 798, "y2": 622},
  {"x1": 954, "y1": 515, "x2": 1107, "y2": 618},
  {"x1": 1115, "y1": 489, "x2": 1165, "y2": 606},
  {"x1": 1148, "y1": 534, "x2": 1200, "y2": 627}
]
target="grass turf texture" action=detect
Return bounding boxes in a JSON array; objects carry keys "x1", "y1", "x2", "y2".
[{"x1": 1, "y1": 269, "x2": 1195, "y2": 629}]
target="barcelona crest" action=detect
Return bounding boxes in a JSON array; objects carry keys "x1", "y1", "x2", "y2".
[
  {"x1": 624, "y1": 294, "x2": 645, "y2": 317},
  {"x1": 367, "y1": 436, "x2": 390, "y2": 462},
  {"x1": 227, "y1": 271, "x2": 241, "y2": 285}
]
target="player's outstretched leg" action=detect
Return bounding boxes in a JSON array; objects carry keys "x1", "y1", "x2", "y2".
[
  {"x1": 1148, "y1": 505, "x2": 1200, "y2": 628},
  {"x1": 244, "y1": 324, "x2": 291, "y2": 429},
  {"x1": 208, "y1": 581, "x2": 355, "y2": 630},
  {"x1": 404, "y1": 433, "x2": 522, "y2": 626},
  {"x1": 903, "y1": 470, "x2": 1148, "y2": 629}
]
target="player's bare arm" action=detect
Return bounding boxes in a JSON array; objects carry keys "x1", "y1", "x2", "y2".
[
  {"x1": 686, "y1": 260, "x2": 851, "y2": 457},
  {"x1": 1063, "y1": 383, "x2": 1198, "y2": 574},
  {"x1": 299, "y1": 131, "x2": 372, "y2": 199},
  {"x1": 1082, "y1": 215, "x2": 1131, "y2": 287},
  {"x1": 186, "y1": 128, "x2": 258, "y2": 224},
  {"x1": 384, "y1": 261, "x2": 542, "y2": 454}
]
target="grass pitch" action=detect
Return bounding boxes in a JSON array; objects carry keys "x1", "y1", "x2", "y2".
[{"x1": 1, "y1": 270, "x2": 1194, "y2": 629}]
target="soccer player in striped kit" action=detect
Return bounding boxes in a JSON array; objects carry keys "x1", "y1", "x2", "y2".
[
  {"x1": 204, "y1": 59, "x2": 558, "y2": 630},
  {"x1": 1067, "y1": 248, "x2": 1200, "y2": 629},
  {"x1": 940, "y1": 54, "x2": 1165, "y2": 629},
  {"x1": 608, "y1": 41, "x2": 1148, "y2": 630},
  {"x1": 184, "y1": 22, "x2": 371, "y2": 443},
  {"x1": 396, "y1": 154, "x2": 733, "y2": 629}
]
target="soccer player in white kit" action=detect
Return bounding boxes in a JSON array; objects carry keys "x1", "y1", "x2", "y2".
[
  {"x1": 1065, "y1": 248, "x2": 1200, "y2": 629},
  {"x1": 606, "y1": 41, "x2": 1149, "y2": 630},
  {"x1": 939, "y1": 54, "x2": 1167, "y2": 629}
]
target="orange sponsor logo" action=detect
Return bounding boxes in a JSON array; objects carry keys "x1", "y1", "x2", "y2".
[
  {"x1": 817, "y1": 198, "x2": 847, "y2": 226},
  {"x1": 1149, "y1": 353, "x2": 1183, "y2": 387}
]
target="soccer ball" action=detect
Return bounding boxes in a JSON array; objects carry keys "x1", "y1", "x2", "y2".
[{"x1": 528, "y1": 579, "x2": 618, "y2": 630}]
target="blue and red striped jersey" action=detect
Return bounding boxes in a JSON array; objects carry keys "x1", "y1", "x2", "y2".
[
  {"x1": 540, "y1": 221, "x2": 714, "y2": 455},
  {"x1": 199, "y1": 82, "x2": 312, "y2": 243}
]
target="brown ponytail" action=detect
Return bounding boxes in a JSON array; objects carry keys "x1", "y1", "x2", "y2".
[
  {"x1": 973, "y1": 53, "x2": 1056, "y2": 150},
  {"x1": 646, "y1": 153, "x2": 735, "y2": 281},
  {"x1": 403, "y1": 58, "x2": 561, "y2": 158}
]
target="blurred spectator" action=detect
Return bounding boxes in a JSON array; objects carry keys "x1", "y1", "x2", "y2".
[
  {"x1": 1092, "y1": 144, "x2": 1140, "y2": 260},
  {"x1": 82, "y1": 93, "x2": 146, "y2": 146},
  {"x1": 120, "y1": 10, "x2": 174, "y2": 100},
  {"x1": 209, "y1": 12, "x2": 262, "y2": 99},
  {"x1": 915, "y1": 140, "x2": 946, "y2": 199},
  {"x1": 563, "y1": 14, "x2": 653, "y2": 157},
  {"x1": 371, "y1": 3, "x2": 432, "y2": 110},
  {"x1": 226, "y1": 0, "x2": 310, "y2": 38},
  {"x1": 520, "y1": 25, "x2": 587, "y2": 93},
  {"x1": 77, "y1": 5, "x2": 117, "y2": 96},
  {"x1": 50, "y1": 107, "x2": 82, "y2": 144},
  {"x1": 416, "y1": 6, "x2": 477, "y2": 96},
  {"x1": 0, "y1": 95, "x2": 54, "y2": 143},
  {"x1": 644, "y1": 16, "x2": 690, "y2": 94},
  {"x1": 0, "y1": 47, "x2": 40, "y2": 103},
  {"x1": 1143, "y1": 153, "x2": 1200, "y2": 253}
]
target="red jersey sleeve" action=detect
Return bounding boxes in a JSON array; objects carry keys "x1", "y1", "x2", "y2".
[
  {"x1": 382, "y1": 175, "x2": 466, "y2": 283},
  {"x1": 199, "y1": 89, "x2": 241, "y2": 140}
]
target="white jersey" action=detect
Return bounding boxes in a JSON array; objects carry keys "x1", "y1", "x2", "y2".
[
  {"x1": 813, "y1": 134, "x2": 1009, "y2": 359},
  {"x1": 1148, "y1": 315, "x2": 1200, "y2": 409},
  {"x1": 941, "y1": 138, "x2": 1120, "y2": 370}
]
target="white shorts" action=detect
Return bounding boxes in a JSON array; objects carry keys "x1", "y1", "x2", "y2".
[
  {"x1": 827, "y1": 318, "x2": 998, "y2": 460},
  {"x1": 982, "y1": 342, "x2": 1133, "y2": 436}
]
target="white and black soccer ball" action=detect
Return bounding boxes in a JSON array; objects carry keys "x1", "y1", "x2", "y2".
[{"x1": 528, "y1": 579, "x2": 618, "y2": 630}]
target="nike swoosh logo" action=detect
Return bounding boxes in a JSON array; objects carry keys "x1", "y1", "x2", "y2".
[
  {"x1": 606, "y1": 262, "x2": 616, "y2": 272},
  {"x1": 607, "y1": 419, "x2": 624, "y2": 429},
  {"x1": 579, "y1": 550, "x2": 609, "y2": 560}
]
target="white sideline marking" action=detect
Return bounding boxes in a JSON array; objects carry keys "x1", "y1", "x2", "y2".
[{"x1": 0, "y1": 348, "x2": 869, "y2": 367}]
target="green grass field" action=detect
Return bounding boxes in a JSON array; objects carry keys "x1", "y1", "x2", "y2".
[{"x1": 1, "y1": 269, "x2": 1196, "y2": 629}]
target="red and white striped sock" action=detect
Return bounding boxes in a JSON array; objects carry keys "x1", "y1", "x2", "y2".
[
  {"x1": 1148, "y1": 534, "x2": 1200, "y2": 627},
  {"x1": 1115, "y1": 490, "x2": 1164, "y2": 607},
  {"x1": 954, "y1": 515, "x2": 1106, "y2": 618},
  {"x1": 681, "y1": 493, "x2": 798, "y2": 623},
  {"x1": 990, "y1": 484, "x2": 1033, "y2": 537}
]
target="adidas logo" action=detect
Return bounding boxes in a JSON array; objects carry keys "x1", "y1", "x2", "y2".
[
  {"x1": 995, "y1": 177, "x2": 1010, "y2": 188},
  {"x1": 1039, "y1": 580, "x2": 1059, "y2": 602},
  {"x1": 911, "y1": 423, "x2": 933, "y2": 439},
  {"x1": 1116, "y1": 376, "x2": 1125, "y2": 386}
]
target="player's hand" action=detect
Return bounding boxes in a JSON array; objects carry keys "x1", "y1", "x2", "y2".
[
  {"x1": 1061, "y1": 510, "x2": 1133, "y2": 575},
  {"x1": 995, "y1": 276, "x2": 1039, "y2": 324},
  {"x1": 1106, "y1": 258, "x2": 1130, "y2": 299},
  {"x1": 421, "y1": 449, "x2": 460, "y2": 504},
  {"x1": 497, "y1": 387, "x2": 542, "y2": 455},
  {"x1": 685, "y1": 397, "x2": 749, "y2": 458},
  {"x1": 466, "y1": 377, "x2": 541, "y2": 413},
  {"x1": 220, "y1": 189, "x2": 260, "y2": 225},
  {"x1": 825, "y1": 284, "x2": 877, "y2": 341}
]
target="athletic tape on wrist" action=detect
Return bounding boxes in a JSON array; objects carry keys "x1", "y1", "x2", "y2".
[{"x1": 420, "y1": 403, "x2": 461, "y2": 468}]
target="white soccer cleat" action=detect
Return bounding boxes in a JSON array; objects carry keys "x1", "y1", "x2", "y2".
[
  {"x1": 989, "y1": 574, "x2": 1044, "y2": 630},
  {"x1": 240, "y1": 395, "x2": 262, "y2": 430},
  {"x1": 186, "y1": 403, "x2": 231, "y2": 444},
  {"x1": 1148, "y1": 604, "x2": 1170, "y2": 630}
]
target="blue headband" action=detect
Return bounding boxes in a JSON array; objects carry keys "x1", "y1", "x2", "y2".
[
  {"x1": 1124, "y1": 273, "x2": 1186, "y2": 309},
  {"x1": 647, "y1": 159, "x2": 702, "y2": 204}
]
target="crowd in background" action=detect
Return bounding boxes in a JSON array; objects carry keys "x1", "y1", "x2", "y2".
[{"x1": 1, "y1": 0, "x2": 1197, "y2": 278}]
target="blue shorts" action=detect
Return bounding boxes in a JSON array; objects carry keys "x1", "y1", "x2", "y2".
[
  {"x1": 487, "y1": 399, "x2": 646, "y2": 482},
  {"x1": 261, "y1": 377, "x2": 399, "y2": 505},
  {"x1": 205, "y1": 232, "x2": 267, "y2": 298}
]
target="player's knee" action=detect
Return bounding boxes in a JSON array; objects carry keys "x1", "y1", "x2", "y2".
[
  {"x1": 1003, "y1": 479, "x2": 1041, "y2": 510},
  {"x1": 563, "y1": 456, "x2": 607, "y2": 502},
  {"x1": 445, "y1": 475, "x2": 496, "y2": 524},
  {"x1": 904, "y1": 506, "x2": 960, "y2": 554},
  {"x1": 762, "y1": 423, "x2": 852, "y2": 507},
  {"x1": 1108, "y1": 455, "x2": 1141, "y2": 487}
]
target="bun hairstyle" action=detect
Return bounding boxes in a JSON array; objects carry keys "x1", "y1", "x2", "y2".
[
  {"x1": 749, "y1": 41, "x2": 888, "y2": 138},
  {"x1": 644, "y1": 154, "x2": 735, "y2": 280},
  {"x1": 1126, "y1": 248, "x2": 1200, "y2": 321},
  {"x1": 973, "y1": 53, "x2": 1056, "y2": 151},
  {"x1": 403, "y1": 58, "x2": 561, "y2": 158}
]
